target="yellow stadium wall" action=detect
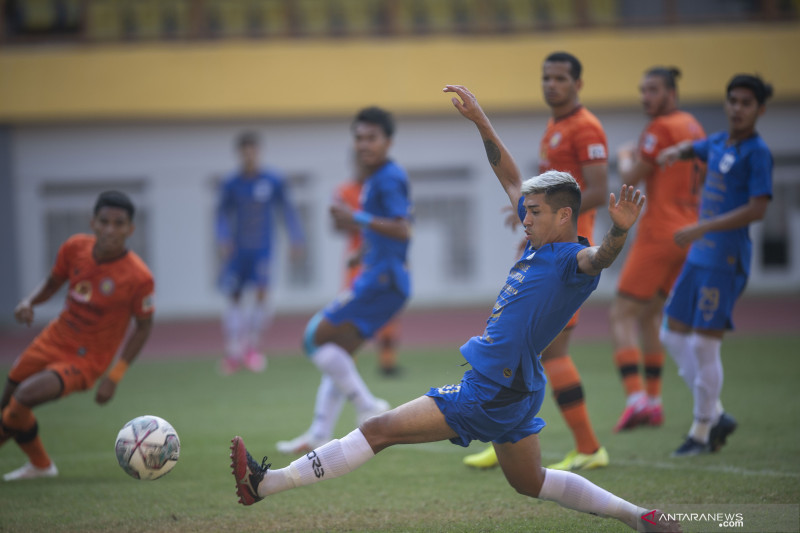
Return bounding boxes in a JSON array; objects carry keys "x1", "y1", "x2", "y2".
[{"x1": 1, "y1": 23, "x2": 798, "y2": 122}]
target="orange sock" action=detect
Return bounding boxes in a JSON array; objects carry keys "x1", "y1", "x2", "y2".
[
  {"x1": 644, "y1": 352, "x2": 665, "y2": 398},
  {"x1": 19, "y1": 435, "x2": 52, "y2": 469},
  {"x1": 2, "y1": 397, "x2": 51, "y2": 468},
  {"x1": 614, "y1": 347, "x2": 643, "y2": 396},
  {"x1": 543, "y1": 356, "x2": 600, "y2": 455},
  {"x1": 379, "y1": 344, "x2": 396, "y2": 370},
  {"x1": 2, "y1": 397, "x2": 34, "y2": 430}
]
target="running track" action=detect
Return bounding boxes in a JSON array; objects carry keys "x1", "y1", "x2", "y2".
[{"x1": 1, "y1": 295, "x2": 797, "y2": 361}]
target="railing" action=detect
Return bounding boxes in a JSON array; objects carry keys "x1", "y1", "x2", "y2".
[{"x1": 1, "y1": 0, "x2": 796, "y2": 45}]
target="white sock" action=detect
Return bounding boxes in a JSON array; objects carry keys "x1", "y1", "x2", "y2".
[
  {"x1": 311, "y1": 343, "x2": 376, "y2": 412},
  {"x1": 689, "y1": 333, "x2": 723, "y2": 443},
  {"x1": 260, "y1": 429, "x2": 374, "y2": 496},
  {"x1": 660, "y1": 327, "x2": 695, "y2": 390},
  {"x1": 308, "y1": 375, "x2": 346, "y2": 441},
  {"x1": 538, "y1": 468, "x2": 646, "y2": 530},
  {"x1": 247, "y1": 301, "x2": 274, "y2": 351},
  {"x1": 223, "y1": 303, "x2": 246, "y2": 360},
  {"x1": 626, "y1": 390, "x2": 646, "y2": 407}
]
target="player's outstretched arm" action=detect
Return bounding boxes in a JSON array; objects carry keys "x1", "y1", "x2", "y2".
[
  {"x1": 656, "y1": 140, "x2": 694, "y2": 167},
  {"x1": 577, "y1": 185, "x2": 645, "y2": 276},
  {"x1": 95, "y1": 316, "x2": 153, "y2": 405},
  {"x1": 443, "y1": 85, "x2": 523, "y2": 208}
]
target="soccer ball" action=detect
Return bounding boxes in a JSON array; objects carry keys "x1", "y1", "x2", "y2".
[{"x1": 115, "y1": 415, "x2": 180, "y2": 480}]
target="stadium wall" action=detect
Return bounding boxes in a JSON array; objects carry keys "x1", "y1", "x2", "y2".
[
  {"x1": 2, "y1": 24, "x2": 800, "y2": 323},
  {"x1": 1, "y1": 24, "x2": 799, "y2": 121}
]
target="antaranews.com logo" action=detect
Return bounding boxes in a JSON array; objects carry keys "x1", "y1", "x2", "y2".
[{"x1": 640, "y1": 504, "x2": 799, "y2": 532}]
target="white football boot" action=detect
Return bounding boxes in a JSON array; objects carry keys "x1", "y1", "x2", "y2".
[{"x1": 3, "y1": 461, "x2": 58, "y2": 481}]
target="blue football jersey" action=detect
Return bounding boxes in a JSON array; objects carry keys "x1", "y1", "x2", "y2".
[
  {"x1": 460, "y1": 197, "x2": 600, "y2": 392},
  {"x1": 690, "y1": 131, "x2": 773, "y2": 274},
  {"x1": 359, "y1": 160, "x2": 412, "y2": 295},
  {"x1": 216, "y1": 169, "x2": 305, "y2": 254}
]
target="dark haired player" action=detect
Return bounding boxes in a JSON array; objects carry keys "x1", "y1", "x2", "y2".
[
  {"x1": 611, "y1": 66, "x2": 706, "y2": 431},
  {"x1": 657, "y1": 74, "x2": 774, "y2": 456},
  {"x1": 465, "y1": 51, "x2": 609, "y2": 471},
  {"x1": 215, "y1": 131, "x2": 305, "y2": 375},
  {"x1": 276, "y1": 106, "x2": 412, "y2": 455},
  {"x1": 1, "y1": 191, "x2": 155, "y2": 480},
  {"x1": 230, "y1": 86, "x2": 680, "y2": 532}
]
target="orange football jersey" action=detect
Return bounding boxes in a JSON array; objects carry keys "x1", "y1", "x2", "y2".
[
  {"x1": 335, "y1": 180, "x2": 364, "y2": 286},
  {"x1": 539, "y1": 106, "x2": 608, "y2": 243},
  {"x1": 41, "y1": 234, "x2": 155, "y2": 378},
  {"x1": 636, "y1": 110, "x2": 706, "y2": 240}
]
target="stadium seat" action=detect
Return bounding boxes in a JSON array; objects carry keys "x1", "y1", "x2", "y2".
[{"x1": 86, "y1": 0, "x2": 124, "y2": 41}]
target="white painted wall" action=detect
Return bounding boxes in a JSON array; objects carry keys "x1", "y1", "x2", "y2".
[{"x1": 9, "y1": 104, "x2": 800, "y2": 322}]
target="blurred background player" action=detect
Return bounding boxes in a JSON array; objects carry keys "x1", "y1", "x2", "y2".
[
  {"x1": 657, "y1": 74, "x2": 773, "y2": 456},
  {"x1": 334, "y1": 157, "x2": 402, "y2": 376},
  {"x1": 610, "y1": 67, "x2": 706, "y2": 432},
  {"x1": 215, "y1": 131, "x2": 305, "y2": 375},
  {"x1": 1, "y1": 191, "x2": 154, "y2": 481},
  {"x1": 464, "y1": 51, "x2": 609, "y2": 471},
  {"x1": 276, "y1": 106, "x2": 412, "y2": 455}
]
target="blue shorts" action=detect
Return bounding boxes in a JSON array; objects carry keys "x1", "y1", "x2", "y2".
[
  {"x1": 219, "y1": 249, "x2": 271, "y2": 294},
  {"x1": 426, "y1": 369, "x2": 546, "y2": 447},
  {"x1": 322, "y1": 270, "x2": 407, "y2": 339},
  {"x1": 665, "y1": 263, "x2": 747, "y2": 330}
]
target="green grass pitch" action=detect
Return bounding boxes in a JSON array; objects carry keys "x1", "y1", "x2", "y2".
[{"x1": 1, "y1": 335, "x2": 798, "y2": 532}]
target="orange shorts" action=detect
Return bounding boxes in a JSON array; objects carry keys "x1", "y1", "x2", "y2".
[
  {"x1": 8, "y1": 334, "x2": 98, "y2": 397},
  {"x1": 617, "y1": 234, "x2": 689, "y2": 301}
]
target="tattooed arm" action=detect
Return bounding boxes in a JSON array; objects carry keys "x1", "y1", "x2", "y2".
[
  {"x1": 443, "y1": 84, "x2": 523, "y2": 208},
  {"x1": 577, "y1": 185, "x2": 645, "y2": 276}
]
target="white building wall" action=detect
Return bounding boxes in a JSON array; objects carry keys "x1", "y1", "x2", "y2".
[{"x1": 10, "y1": 104, "x2": 800, "y2": 322}]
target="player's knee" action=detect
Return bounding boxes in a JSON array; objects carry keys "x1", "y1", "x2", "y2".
[
  {"x1": 359, "y1": 413, "x2": 395, "y2": 453},
  {"x1": 14, "y1": 371, "x2": 62, "y2": 407},
  {"x1": 508, "y1": 468, "x2": 545, "y2": 498}
]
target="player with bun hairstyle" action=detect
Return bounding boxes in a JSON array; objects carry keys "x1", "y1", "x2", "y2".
[
  {"x1": 610, "y1": 66, "x2": 706, "y2": 432},
  {"x1": 657, "y1": 74, "x2": 774, "y2": 456}
]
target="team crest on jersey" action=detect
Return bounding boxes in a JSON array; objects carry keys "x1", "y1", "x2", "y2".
[
  {"x1": 100, "y1": 278, "x2": 115, "y2": 295},
  {"x1": 587, "y1": 143, "x2": 606, "y2": 160},
  {"x1": 70, "y1": 280, "x2": 92, "y2": 303},
  {"x1": 253, "y1": 181, "x2": 273, "y2": 202},
  {"x1": 142, "y1": 293, "x2": 155, "y2": 312},
  {"x1": 642, "y1": 133, "x2": 657, "y2": 154},
  {"x1": 549, "y1": 132, "x2": 562, "y2": 148},
  {"x1": 718, "y1": 153, "x2": 735, "y2": 174}
]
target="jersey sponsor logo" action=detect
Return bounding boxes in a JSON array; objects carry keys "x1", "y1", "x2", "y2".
[
  {"x1": 100, "y1": 278, "x2": 115, "y2": 296},
  {"x1": 587, "y1": 143, "x2": 607, "y2": 160},
  {"x1": 69, "y1": 280, "x2": 92, "y2": 303},
  {"x1": 718, "y1": 153, "x2": 735, "y2": 174},
  {"x1": 436, "y1": 383, "x2": 461, "y2": 395},
  {"x1": 642, "y1": 133, "x2": 657, "y2": 154},
  {"x1": 549, "y1": 132, "x2": 562, "y2": 148}
]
